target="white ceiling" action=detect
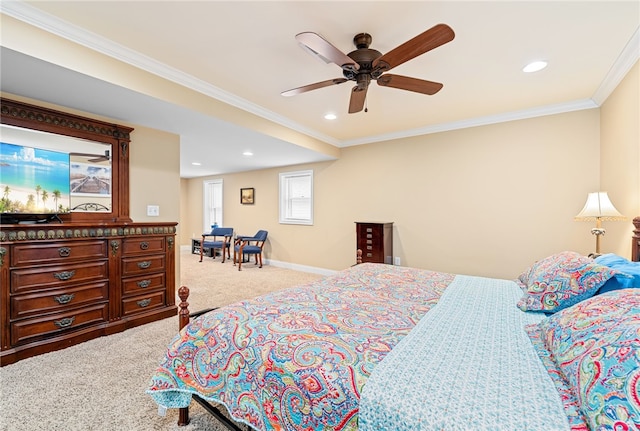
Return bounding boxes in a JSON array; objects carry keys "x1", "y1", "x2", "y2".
[{"x1": 1, "y1": 1, "x2": 639, "y2": 178}]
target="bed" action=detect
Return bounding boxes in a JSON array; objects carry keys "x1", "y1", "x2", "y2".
[{"x1": 147, "y1": 217, "x2": 640, "y2": 431}]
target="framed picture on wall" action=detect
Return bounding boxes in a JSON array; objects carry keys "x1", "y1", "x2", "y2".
[{"x1": 240, "y1": 187, "x2": 254, "y2": 205}]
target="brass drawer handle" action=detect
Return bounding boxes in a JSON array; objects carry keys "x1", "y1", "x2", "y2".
[
  {"x1": 139, "y1": 241, "x2": 149, "y2": 250},
  {"x1": 137, "y1": 279, "x2": 151, "y2": 288},
  {"x1": 53, "y1": 270, "x2": 76, "y2": 281},
  {"x1": 58, "y1": 247, "x2": 71, "y2": 257},
  {"x1": 53, "y1": 294, "x2": 75, "y2": 304},
  {"x1": 53, "y1": 317, "x2": 75, "y2": 328},
  {"x1": 137, "y1": 298, "x2": 152, "y2": 308},
  {"x1": 137, "y1": 261, "x2": 152, "y2": 269},
  {"x1": 110, "y1": 240, "x2": 120, "y2": 256}
]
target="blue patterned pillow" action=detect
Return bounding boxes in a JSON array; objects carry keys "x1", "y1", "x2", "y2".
[
  {"x1": 531, "y1": 289, "x2": 640, "y2": 430},
  {"x1": 517, "y1": 251, "x2": 618, "y2": 313}
]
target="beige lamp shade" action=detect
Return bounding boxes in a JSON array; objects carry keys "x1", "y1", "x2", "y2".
[
  {"x1": 574, "y1": 192, "x2": 625, "y2": 255},
  {"x1": 574, "y1": 192, "x2": 625, "y2": 221}
]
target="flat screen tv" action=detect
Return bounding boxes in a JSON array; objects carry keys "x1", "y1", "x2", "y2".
[{"x1": 0, "y1": 142, "x2": 70, "y2": 223}]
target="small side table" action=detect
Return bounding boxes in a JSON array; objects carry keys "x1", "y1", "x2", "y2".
[{"x1": 191, "y1": 238, "x2": 213, "y2": 257}]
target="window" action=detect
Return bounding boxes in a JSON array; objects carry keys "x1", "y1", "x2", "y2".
[
  {"x1": 279, "y1": 170, "x2": 313, "y2": 225},
  {"x1": 203, "y1": 179, "x2": 223, "y2": 231}
]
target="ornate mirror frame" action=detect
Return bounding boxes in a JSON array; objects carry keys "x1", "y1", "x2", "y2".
[{"x1": 0, "y1": 98, "x2": 133, "y2": 223}]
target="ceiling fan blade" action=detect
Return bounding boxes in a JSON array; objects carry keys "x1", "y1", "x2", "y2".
[
  {"x1": 88, "y1": 157, "x2": 107, "y2": 163},
  {"x1": 372, "y1": 24, "x2": 454, "y2": 74},
  {"x1": 348, "y1": 85, "x2": 368, "y2": 114},
  {"x1": 295, "y1": 32, "x2": 360, "y2": 72},
  {"x1": 376, "y1": 74, "x2": 443, "y2": 95},
  {"x1": 71, "y1": 150, "x2": 111, "y2": 163},
  {"x1": 281, "y1": 78, "x2": 348, "y2": 97}
]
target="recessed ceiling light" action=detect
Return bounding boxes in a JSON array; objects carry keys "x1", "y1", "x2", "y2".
[
  {"x1": 324, "y1": 113, "x2": 337, "y2": 120},
  {"x1": 523, "y1": 61, "x2": 548, "y2": 73},
  {"x1": 243, "y1": 151, "x2": 253, "y2": 156},
  {"x1": 191, "y1": 162, "x2": 201, "y2": 166}
]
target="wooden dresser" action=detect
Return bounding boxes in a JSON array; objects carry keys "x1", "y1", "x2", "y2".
[
  {"x1": 0, "y1": 222, "x2": 177, "y2": 366},
  {"x1": 355, "y1": 222, "x2": 393, "y2": 264}
]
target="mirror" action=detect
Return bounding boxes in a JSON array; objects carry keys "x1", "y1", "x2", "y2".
[
  {"x1": 69, "y1": 152, "x2": 112, "y2": 212},
  {"x1": 0, "y1": 98, "x2": 132, "y2": 224}
]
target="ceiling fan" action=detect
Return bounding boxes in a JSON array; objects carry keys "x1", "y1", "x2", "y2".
[
  {"x1": 281, "y1": 24, "x2": 455, "y2": 114},
  {"x1": 70, "y1": 150, "x2": 110, "y2": 163}
]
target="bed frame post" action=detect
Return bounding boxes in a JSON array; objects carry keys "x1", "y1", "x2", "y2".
[{"x1": 177, "y1": 286, "x2": 190, "y2": 426}]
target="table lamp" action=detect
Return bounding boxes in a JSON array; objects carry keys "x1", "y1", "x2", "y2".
[{"x1": 574, "y1": 191, "x2": 625, "y2": 255}]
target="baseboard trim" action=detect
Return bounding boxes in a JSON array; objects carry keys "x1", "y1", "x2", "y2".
[
  {"x1": 264, "y1": 259, "x2": 337, "y2": 277},
  {"x1": 180, "y1": 245, "x2": 337, "y2": 276}
]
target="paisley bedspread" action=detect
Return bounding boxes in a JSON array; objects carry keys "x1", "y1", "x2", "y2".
[{"x1": 147, "y1": 263, "x2": 454, "y2": 431}]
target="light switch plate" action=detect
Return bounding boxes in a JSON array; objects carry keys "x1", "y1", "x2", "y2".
[{"x1": 147, "y1": 205, "x2": 160, "y2": 216}]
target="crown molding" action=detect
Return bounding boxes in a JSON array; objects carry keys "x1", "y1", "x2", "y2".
[
  {"x1": 343, "y1": 26, "x2": 639, "y2": 148},
  {"x1": 340, "y1": 99, "x2": 599, "y2": 147},
  {"x1": 2, "y1": 2, "x2": 637, "y2": 150},
  {"x1": 591, "y1": 26, "x2": 640, "y2": 105},
  {"x1": 0, "y1": 1, "x2": 341, "y2": 147}
]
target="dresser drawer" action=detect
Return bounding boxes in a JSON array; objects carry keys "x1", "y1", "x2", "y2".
[
  {"x1": 11, "y1": 241, "x2": 108, "y2": 266},
  {"x1": 11, "y1": 303, "x2": 109, "y2": 346},
  {"x1": 11, "y1": 282, "x2": 109, "y2": 320},
  {"x1": 122, "y1": 273, "x2": 166, "y2": 295},
  {"x1": 358, "y1": 224, "x2": 383, "y2": 239},
  {"x1": 121, "y1": 291, "x2": 165, "y2": 316},
  {"x1": 357, "y1": 236, "x2": 382, "y2": 249},
  {"x1": 11, "y1": 261, "x2": 109, "y2": 294},
  {"x1": 121, "y1": 255, "x2": 165, "y2": 276},
  {"x1": 355, "y1": 222, "x2": 393, "y2": 264},
  {"x1": 122, "y1": 237, "x2": 165, "y2": 256}
]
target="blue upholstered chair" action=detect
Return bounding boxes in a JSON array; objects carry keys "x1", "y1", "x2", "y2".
[
  {"x1": 233, "y1": 230, "x2": 268, "y2": 271},
  {"x1": 200, "y1": 227, "x2": 234, "y2": 263}
]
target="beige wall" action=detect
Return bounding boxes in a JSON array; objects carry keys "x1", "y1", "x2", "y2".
[
  {"x1": 183, "y1": 63, "x2": 640, "y2": 278},
  {"x1": 600, "y1": 61, "x2": 640, "y2": 255},
  {"x1": 5, "y1": 12, "x2": 637, "y2": 281},
  {"x1": 184, "y1": 109, "x2": 609, "y2": 279},
  {"x1": 129, "y1": 126, "x2": 181, "y2": 223}
]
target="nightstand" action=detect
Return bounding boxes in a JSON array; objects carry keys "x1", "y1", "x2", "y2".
[{"x1": 191, "y1": 238, "x2": 213, "y2": 257}]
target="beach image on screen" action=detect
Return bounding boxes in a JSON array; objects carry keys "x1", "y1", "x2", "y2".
[{"x1": 0, "y1": 142, "x2": 71, "y2": 213}]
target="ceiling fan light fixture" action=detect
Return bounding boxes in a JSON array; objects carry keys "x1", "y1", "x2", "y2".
[{"x1": 523, "y1": 60, "x2": 548, "y2": 73}]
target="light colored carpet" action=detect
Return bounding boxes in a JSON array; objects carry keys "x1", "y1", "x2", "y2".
[{"x1": 0, "y1": 251, "x2": 322, "y2": 431}]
